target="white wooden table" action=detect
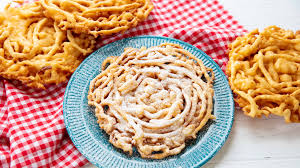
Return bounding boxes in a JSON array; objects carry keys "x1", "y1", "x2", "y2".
[{"x1": 1, "y1": 0, "x2": 299, "y2": 167}]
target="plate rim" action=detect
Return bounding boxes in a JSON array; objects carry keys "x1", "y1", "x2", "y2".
[{"x1": 63, "y1": 35, "x2": 235, "y2": 168}]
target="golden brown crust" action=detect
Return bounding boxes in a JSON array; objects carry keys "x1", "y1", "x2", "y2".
[
  {"x1": 101, "y1": 56, "x2": 117, "y2": 71},
  {"x1": 226, "y1": 26, "x2": 300, "y2": 123},
  {"x1": 0, "y1": 2, "x2": 96, "y2": 89},
  {"x1": 88, "y1": 43, "x2": 215, "y2": 159},
  {"x1": 40, "y1": 0, "x2": 154, "y2": 37}
]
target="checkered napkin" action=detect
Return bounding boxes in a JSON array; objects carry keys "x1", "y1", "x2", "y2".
[{"x1": 0, "y1": 0, "x2": 246, "y2": 167}]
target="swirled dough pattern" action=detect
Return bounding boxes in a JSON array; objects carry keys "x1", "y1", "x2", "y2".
[{"x1": 88, "y1": 43, "x2": 215, "y2": 159}]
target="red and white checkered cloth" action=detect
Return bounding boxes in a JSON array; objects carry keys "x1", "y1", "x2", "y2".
[{"x1": 0, "y1": 0, "x2": 246, "y2": 167}]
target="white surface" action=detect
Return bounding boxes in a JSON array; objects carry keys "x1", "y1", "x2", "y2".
[
  {"x1": 218, "y1": 0, "x2": 300, "y2": 32},
  {"x1": 1, "y1": 0, "x2": 299, "y2": 168},
  {"x1": 0, "y1": 0, "x2": 10, "y2": 10}
]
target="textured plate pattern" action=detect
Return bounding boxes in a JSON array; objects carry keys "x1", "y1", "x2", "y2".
[{"x1": 63, "y1": 36, "x2": 234, "y2": 168}]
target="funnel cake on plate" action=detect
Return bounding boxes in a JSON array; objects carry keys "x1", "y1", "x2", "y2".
[{"x1": 88, "y1": 43, "x2": 215, "y2": 159}]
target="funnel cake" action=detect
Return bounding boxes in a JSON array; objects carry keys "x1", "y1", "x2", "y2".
[
  {"x1": 41, "y1": 0, "x2": 153, "y2": 37},
  {"x1": 227, "y1": 26, "x2": 300, "y2": 122},
  {"x1": 0, "y1": 2, "x2": 96, "y2": 88},
  {"x1": 88, "y1": 43, "x2": 215, "y2": 159}
]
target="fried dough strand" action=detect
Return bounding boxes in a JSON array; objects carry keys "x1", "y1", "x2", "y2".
[
  {"x1": 0, "y1": 2, "x2": 96, "y2": 89},
  {"x1": 227, "y1": 26, "x2": 300, "y2": 123},
  {"x1": 40, "y1": 0, "x2": 153, "y2": 37},
  {"x1": 88, "y1": 43, "x2": 215, "y2": 159}
]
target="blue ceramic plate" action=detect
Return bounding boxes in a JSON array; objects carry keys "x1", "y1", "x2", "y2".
[{"x1": 63, "y1": 36, "x2": 234, "y2": 168}]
